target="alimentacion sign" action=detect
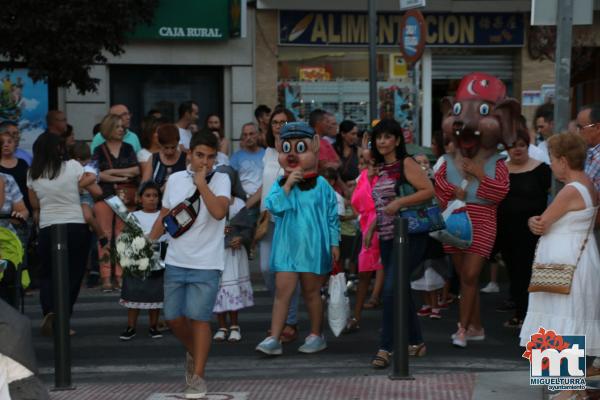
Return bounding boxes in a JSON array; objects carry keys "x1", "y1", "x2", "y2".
[{"x1": 279, "y1": 11, "x2": 524, "y2": 47}]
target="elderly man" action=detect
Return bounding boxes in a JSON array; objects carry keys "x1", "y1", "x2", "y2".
[
  {"x1": 576, "y1": 103, "x2": 600, "y2": 379},
  {"x1": 90, "y1": 104, "x2": 141, "y2": 153},
  {"x1": 230, "y1": 122, "x2": 265, "y2": 196}
]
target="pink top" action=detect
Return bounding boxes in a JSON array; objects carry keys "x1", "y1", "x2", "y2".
[{"x1": 351, "y1": 169, "x2": 383, "y2": 272}]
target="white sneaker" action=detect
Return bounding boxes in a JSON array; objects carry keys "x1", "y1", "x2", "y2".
[
  {"x1": 184, "y1": 374, "x2": 207, "y2": 399},
  {"x1": 480, "y1": 282, "x2": 499, "y2": 293},
  {"x1": 213, "y1": 328, "x2": 227, "y2": 342},
  {"x1": 228, "y1": 326, "x2": 241, "y2": 342}
]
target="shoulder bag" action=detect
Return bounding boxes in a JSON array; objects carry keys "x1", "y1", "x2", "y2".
[
  {"x1": 395, "y1": 157, "x2": 445, "y2": 234},
  {"x1": 528, "y1": 208, "x2": 597, "y2": 295}
]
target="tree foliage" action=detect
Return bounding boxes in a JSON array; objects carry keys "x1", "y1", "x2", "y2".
[{"x1": 0, "y1": 0, "x2": 159, "y2": 93}]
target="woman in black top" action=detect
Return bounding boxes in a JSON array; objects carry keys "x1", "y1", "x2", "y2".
[
  {"x1": 496, "y1": 129, "x2": 551, "y2": 328},
  {"x1": 92, "y1": 114, "x2": 140, "y2": 292},
  {"x1": 0, "y1": 132, "x2": 31, "y2": 213},
  {"x1": 141, "y1": 124, "x2": 186, "y2": 189},
  {"x1": 333, "y1": 120, "x2": 360, "y2": 183}
]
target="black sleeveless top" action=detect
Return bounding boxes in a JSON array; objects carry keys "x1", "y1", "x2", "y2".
[{"x1": 151, "y1": 152, "x2": 187, "y2": 186}]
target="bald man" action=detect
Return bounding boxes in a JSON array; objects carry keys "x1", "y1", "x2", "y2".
[
  {"x1": 46, "y1": 111, "x2": 68, "y2": 136},
  {"x1": 90, "y1": 104, "x2": 141, "y2": 153}
]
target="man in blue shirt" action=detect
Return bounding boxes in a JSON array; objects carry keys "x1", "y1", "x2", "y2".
[
  {"x1": 230, "y1": 122, "x2": 265, "y2": 196},
  {"x1": 90, "y1": 104, "x2": 141, "y2": 153}
]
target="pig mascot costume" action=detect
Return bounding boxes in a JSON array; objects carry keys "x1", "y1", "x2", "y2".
[{"x1": 256, "y1": 122, "x2": 340, "y2": 356}]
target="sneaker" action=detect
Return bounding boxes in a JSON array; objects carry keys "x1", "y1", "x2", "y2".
[
  {"x1": 213, "y1": 328, "x2": 228, "y2": 342},
  {"x1": 185, "y1": 352, "x2": 194, "y2": 384},
  {"x1": 452, "y1": 325, "x2": 467, "y2": 348},
  {"x1": 40, "y1": 312, "x2": 55, "y2": 337},
  {"x1": 429, "y1": 309, "x2": 442, "y2": 319},
  {"x1": 451, "y1": 326, "x2": 485, "y2": 341},
  {"x1": 298, "y1": 334, "x2": 327, "y2": 354},
  {"x1": 119, "y1": 327, "x2": 136, "y2": 341},
  {"x1": 255, "y1": 336, "x2": 282, "y2": 355},
  {"x1": 184, "y1": 374, "x2": 207, "y2": 399},
  {"x1": 149, "y1": 327, "x2": 163, "y2": 339},
  {"x1": 228, "y1": 326, "x2": 241, "y2": 342},
  {"x1": 480, "y1": 282, "x2": 499, "y2": 293},
  {"x1": 416, "y1": 305, "x2": 432, "y2": 317}
]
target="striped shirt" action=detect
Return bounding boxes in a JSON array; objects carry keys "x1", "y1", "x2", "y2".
[
  {"x1": 585, "y1": 144, "x2": 600, "y2": 194},
  {"x1": 372, "y1": 160, "x2": 402, "y2": 241},
  {"x1": 434, "y1": 159, "x2": 509, "y2": 258}
]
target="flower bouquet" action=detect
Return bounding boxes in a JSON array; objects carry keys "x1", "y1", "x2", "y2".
[{"x1": 104, "y1": 195, "x2": 162, "y2": 279}]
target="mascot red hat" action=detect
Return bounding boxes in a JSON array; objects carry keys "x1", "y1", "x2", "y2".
[{"x1": 455, "y1": 72, "x2": 506, "y2": 104}]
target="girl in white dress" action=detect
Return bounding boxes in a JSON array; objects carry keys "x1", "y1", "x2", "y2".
[
  {"x1": 521, "y1": 133, "x2": 600, "y2": 359},
  {"x1": 212, "y1": 197, "x2": 255, "y2": 342}
]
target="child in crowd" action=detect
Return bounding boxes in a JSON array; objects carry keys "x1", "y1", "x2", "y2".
[
  {"x1": 411, "y1": 154, "x2": 452, "y2": 320},
  {"x1": 345, "y1": 148, "x2": 384, "y2": 333},
  {"x1": 70, "y1": 141, "x2": 103, "y2": 238},
  {"x1": 212, "y1": 196, "x2": 255, "y2": 342},
  {"x1": 119, "y1": 182, "x2": 166, "y2": 340},
  {"x1": 150, "y1": 132, "x2": 231, "y2": 398},
  {"x1": 256, "y1": 122, "x2": 339, "y2": 356}
]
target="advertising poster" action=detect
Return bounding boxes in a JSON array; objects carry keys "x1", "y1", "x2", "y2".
[{"x1": 0, "y1": 69, "x2": 48, "y2": 152}]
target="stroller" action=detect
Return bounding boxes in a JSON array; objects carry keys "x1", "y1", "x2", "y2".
[{"x1": 0, "y1": 226, "x2": 26, "y2": 311}]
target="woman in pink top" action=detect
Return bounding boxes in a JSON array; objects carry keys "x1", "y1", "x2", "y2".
[{"x1": 344, "y1": 148, "x2": 384, "y2": 333}]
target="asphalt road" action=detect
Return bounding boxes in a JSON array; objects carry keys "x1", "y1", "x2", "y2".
[{"x1": 27, "y1": 281, "x2": 530, "y2": 385}]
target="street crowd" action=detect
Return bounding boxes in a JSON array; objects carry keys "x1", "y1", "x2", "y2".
[{"x1": 0, "y1": 99, "x2": 599, "y2": 399}]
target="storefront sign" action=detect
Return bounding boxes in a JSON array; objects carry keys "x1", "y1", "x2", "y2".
[
  {"x1": 0, "y1": 69, "x2": 48, "y2": 152},
  {"x1": 400, "y1": 10, "x2": 426, "y2": 63},
  {"x1": 279, "y1": 11, "x2": 524, "y2": 47},
  {"x1": 132, "y1": 0, "x2": 241, "y2": 40}
]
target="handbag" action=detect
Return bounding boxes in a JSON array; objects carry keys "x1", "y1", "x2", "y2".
[
  {"x1": 254, "y1": 210, "x2": 271, "y2": 241},
  {"x1": 429, "y1": 198, "x2": 473, "y2": 249},
  {"x1": 528, "y1": 209, "x2": 597, "y2": 295},
  {"x1": 101, "y1": 144, "x2": 138, "y2": 207},
  {"x1": 396, "y1": 183, "x2": 445, "y2": 235}
]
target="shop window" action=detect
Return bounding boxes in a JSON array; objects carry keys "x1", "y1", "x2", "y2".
[
  {"x1": 110, "y1": 66, "x2": 223, "y2": 133},
  {"x1": 277, "y1": 49, "x2": 414, "y2": 131}
]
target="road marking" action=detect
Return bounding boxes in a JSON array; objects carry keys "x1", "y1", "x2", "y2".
[{"x1": 146, "y1": 393, "x2": 248, "y2": 400}]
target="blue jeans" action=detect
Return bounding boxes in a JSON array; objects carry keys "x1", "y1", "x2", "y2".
[
  {"x1": 163, "y1": 265, "x2": 221, "y2": 322},
  {"x1": 259, "y1": 221, "x2": 299, "y2": 326},
  {"x1": 379, "y1": 233, "x2": 428, "y2": 351}
]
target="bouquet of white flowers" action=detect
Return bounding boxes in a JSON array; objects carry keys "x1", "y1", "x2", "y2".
[{"x1": 105, "y1": 195, "x2": 162, "y2": 279}]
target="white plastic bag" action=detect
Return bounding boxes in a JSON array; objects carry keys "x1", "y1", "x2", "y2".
[{"x1": 327, "y1": 273, "x2": 350, "y2": 337}]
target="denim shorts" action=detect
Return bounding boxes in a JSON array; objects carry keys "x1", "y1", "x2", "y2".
[{"x1": 163, "y1": 264, "x2": 222, "y2": 322}]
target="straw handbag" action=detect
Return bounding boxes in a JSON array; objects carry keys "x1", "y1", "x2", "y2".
[{"x1": 528, "y1": 210, "x2": 596, "y2": 295}]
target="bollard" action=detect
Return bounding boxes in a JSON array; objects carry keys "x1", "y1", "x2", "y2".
[
  {"x1": 51, "y1": 224, "x2": 74, "y2": 390},
  {"x1": 389, "y1": 217, "x2": 414, "y2": 380}
]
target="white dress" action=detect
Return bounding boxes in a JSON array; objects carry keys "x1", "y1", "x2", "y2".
[
  {"x1": 213, "y1": 197, "x2": 254, "y2": 313},
  {"x1": 519, "y1": 182, "x2": 600, "y2": 356}
]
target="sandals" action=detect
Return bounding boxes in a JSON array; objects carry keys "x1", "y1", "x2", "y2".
[
  {"x1": 371, "y1": 350, "x2": 391, "y2": 369},
  {"x1": 213, "y1": 328, "x2": 228, "y2": 342},
  {"x1": 363, "y1": 298, "x2": 381, "y2": 310},
  {"x1": 503, "y1": 317, "x2": 523, "y2": 329},
  {"x1": 280, "y1": 324, "x2": 299, "y2": 343},
  {"x1": 342, "y1": 318, "x2": 360, "y2": 334},
  {"x1": 408, "y1": 343, "x2": 426, "y2": 357}
]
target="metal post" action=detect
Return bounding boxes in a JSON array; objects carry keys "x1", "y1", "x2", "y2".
[
  {"x1": 553, "y1": 0, "x2": 573, "y2": 134},
  {"x1": 51, "y1": 224, "x2": 73, "y2": 390},
  {"x1": 412, "y1": 61, "x2": 421, "y2": 146},
  {"x1": 389, "y1": 217, "x2": 414, "y2": 380},
  {"x1": 368, "y1": 0, "x2": 378, "y2": 123}
]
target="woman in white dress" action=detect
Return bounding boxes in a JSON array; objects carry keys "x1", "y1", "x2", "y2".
[{"x1": 521, "y1": 133, "x2": 600, "y2": 363}]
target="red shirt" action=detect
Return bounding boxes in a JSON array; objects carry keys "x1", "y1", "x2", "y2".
[{"x1": 318, "y1": 137, "x2": 340, "y2": 167}]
